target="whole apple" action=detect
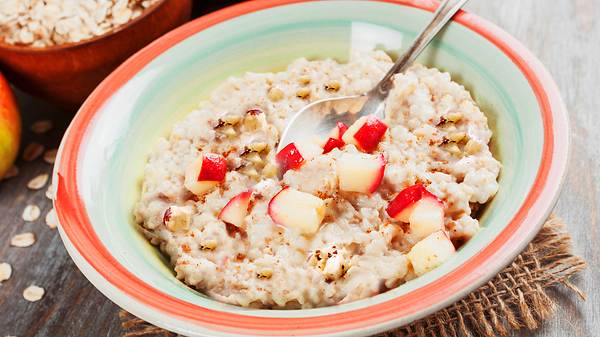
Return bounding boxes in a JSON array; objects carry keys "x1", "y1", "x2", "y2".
[{"x1": 0, "y1": 73, "x2": 20, "y2": 179}]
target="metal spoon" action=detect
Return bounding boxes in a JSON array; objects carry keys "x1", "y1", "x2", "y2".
[{"x1": 277, "y1": 0, "x2": 469, "y2": 153}]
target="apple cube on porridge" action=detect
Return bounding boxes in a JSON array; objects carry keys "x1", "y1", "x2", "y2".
[
  {"x1": 184, "y1": 153, "x2": 227, "y2": 195},
  {"x1": 268, "y1": 187, "x2": 326, "y2": 235}
]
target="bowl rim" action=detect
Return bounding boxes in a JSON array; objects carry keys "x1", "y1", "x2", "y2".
[
  {"x1": 53, "y1": 0, "x2": 570, "y2": 336},
  {"x1": 0, "y1": 0, "x2": 167, "y2": 52}
]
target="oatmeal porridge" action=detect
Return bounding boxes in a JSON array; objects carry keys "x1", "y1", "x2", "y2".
[{"x1": 135, "y1": 51, "x2": 501, "y2": 309}]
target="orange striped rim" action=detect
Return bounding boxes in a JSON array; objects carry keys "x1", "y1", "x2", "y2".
[{"x1": 55, "y1": 0, "x2": 564, "y2": 335}]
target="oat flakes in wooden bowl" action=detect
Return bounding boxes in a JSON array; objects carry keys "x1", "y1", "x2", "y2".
[{"x1": 0, "y1": 0, "x2": 192, "y2": 110}]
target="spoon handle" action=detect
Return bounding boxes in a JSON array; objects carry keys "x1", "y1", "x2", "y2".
[{"x1": 371, "y1": 0, "x2": 469, "y2": 97}]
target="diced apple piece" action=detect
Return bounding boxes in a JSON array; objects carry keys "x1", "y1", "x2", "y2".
[
  {"x1": 275, "y1": 143, "x2": 304, "y2": 173},
  {"x1": 386, "y1": 184, "x2": 440, "y2": 222},
  {"x1": 163, "y1": 206, "x2": 192, "y2": 232},
  {"x1": 409, "y1": 197, "x2": 445, "y2": 239},
  {"x1": 276, "y1": 140, "x2": 323, "y2": 173},
  {"x1": 342, "y1": 114, "x2": 388, "y2": 153},
  {"x1": 337, "y1": 153, "x2": 386, "y2": 193},
  {"x1": 329, "y1": 122, "x2": 349, "y2": 140},
  {"x1": 268, "y1": 187, "x2": 325, "y2": 235},
  {"x1": 218, "y1": 191, "x2": 253, "y2": 228},
  {"x1": 184, "y1": 153, "x2": 227, "y2": 195},
  {"x1": 322, "y1": 122, "x2": 349, "y2": 153},
  {"x1": 322, "y1": 137, "x2": 345, "y2": 154},
  {"x1": 386, "y1": 184, "x2": 445, "y2": 239},
  {"x1": 407, "y1": 231, "x2": 455, "y2": 276}
]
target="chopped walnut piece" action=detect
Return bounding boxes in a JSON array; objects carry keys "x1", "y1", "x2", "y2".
[
  {"x1": 325, "y1": 80, "x2": 341, "y2": 92},
  {"x1": 296, "y1": 88, "x2": 311, "y2": 99},
  {"x1": 200, "y1": 239, "x2": 217, "y2": 250},
  {"x1": 465, "y1": 139, "x2": 482, "y2": 155},
  {"x1": 247, "y1": 142, "x2": 268, "y2": 153},
  {"x1": 446, "y1": 112, "x2": 463, "y2": 123},
  {"x1": 268, "y1": 87, "x2": 285, "y2": 102},
  {"x1": 163, "y1": 206, "x2": 192, "y2": 232},
  {"x1": 257, "y1": 268, "x2": 273, "y2": 279},
  {"x1": 447, "y1": 132, "x2": 466, "y2": 143}
]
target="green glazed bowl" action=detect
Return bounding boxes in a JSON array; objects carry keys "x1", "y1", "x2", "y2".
[{"x1": 53, "y1": 1, "x2": 569, "y2": 336}]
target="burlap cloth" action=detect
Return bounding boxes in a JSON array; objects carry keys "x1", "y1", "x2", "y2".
[{"x1": 119, "y1": 215, "x2": 586, "y2": 337}]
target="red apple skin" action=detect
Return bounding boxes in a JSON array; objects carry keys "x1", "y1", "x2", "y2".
[
  {"x1": 368, "y1": 154, "x2": 387, "y2": 193},
  {"x1": 162, "y1": 207, "x2": 172, "y2": 224},
  {"x1": 0, "y1": 73, "x2": 20, "y2": 179},
  {"x1": 198, "y1": 153, "x2": 227, "y2": 181},
  {"x1": 267, "y1": 187, "x2": 289, "y2": 225},
  {"x1": 353, "y1": 115, "x2": 388, "y2": 153},
  {"x1": 322, "y1": 137, "x2": 345, "y2": 154},
  {"x1": 334, "y1": 122, "x2": 348, "y2": 139},
  {"x1": 218, "y1": 190, "x2": 253, "y2": 225},
  {"x1": 322, "y1": 122, "x2": 349, "y2": 154},
  {"x1": 275, "y1": 143, "x2": 305, "y2": 173},
  {"x1": 386, "y1": 184, "x2": 441, "y2": 220}
]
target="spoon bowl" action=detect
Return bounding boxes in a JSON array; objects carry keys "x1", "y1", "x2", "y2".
[{"x1": 277, "y1": 0, "x2": 468, "y2": 153}]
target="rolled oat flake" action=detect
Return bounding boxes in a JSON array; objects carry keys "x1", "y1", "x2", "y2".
[
  {"x1": 45, "y1": 208, "x2": 58, "y2": 229},
  {"x1": 23, "y1": 285, "x2": 45, "y2": 302},
  {"x1": 30, "y1": 120, "x2": 53, "y2": 134},
  {"x1": 11, "y1": 233, "x2": 36, "y2": 247},
  {"x1": 45, "y1": 183, "x2": 55, "y2": 200},
  {"x1": 0, "y1": 262, "x2": 12, "y2": 282},
  {"x1": 23, "y1": 143, "x2": 45, "y2": 162},
  {"x1": 43, "y1": 149, "x2": 58, "y2": 164},
  {"x1": 27, "y1": 174, "x2": 49, "y2": 190},
  {"x1": 22, "y1": 205, "x2": 41, "y2": 222}
]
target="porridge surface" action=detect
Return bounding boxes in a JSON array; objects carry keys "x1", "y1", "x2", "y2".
[{"x1": 135, "y1": 51, "x2": 501, "y2": 308}]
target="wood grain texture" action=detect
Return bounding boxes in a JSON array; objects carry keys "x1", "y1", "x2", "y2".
[{"x1": 0, "y1": 0, "x2": 596, "y2": 336}]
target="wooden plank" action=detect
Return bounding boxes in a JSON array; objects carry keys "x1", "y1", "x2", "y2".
[
  {"x1": 0, "y1": 94, "x2": 124, "y2": 336},
  {"x1": 466, "y1": 1, "x2": 598, "y2": 336}
]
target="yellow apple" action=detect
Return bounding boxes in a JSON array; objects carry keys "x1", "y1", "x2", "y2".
[{"x1": 0, "y1": 73, "x2": 20, "y2": 179}]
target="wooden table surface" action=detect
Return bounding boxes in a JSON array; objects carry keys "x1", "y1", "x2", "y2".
[{"x1": 0, "y1": 1, "x2": 597, "y2": 336}]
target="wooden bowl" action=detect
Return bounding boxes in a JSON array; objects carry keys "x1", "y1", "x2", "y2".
[{"x1": 0, "y1": 0, "x2": 192, "y2": 111}]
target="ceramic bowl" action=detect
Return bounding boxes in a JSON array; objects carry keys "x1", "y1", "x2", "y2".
[
  {"x1": 53, "y1": 1, "x2": 569, "y2": 336},
  {"x1": 0, "y1": 0, "x2": 192, "y2": 110}
]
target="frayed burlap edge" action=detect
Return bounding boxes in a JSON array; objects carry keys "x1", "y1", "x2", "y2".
[{"x1": 119, "y1": 215, "x2": 586, "y2": 337}]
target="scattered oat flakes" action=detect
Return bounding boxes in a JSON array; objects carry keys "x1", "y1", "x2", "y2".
[
  {"x1": 43, "y1": 149, "x2": 58, "y2": 164},
  {"x1": 27, "y1": 174, "x2": 49, "y2": 190},
  {"x1": 22, "y1": 205, "x2": 41, "y2": 222},
  {"x1": 22, "y1": 143, "x2": 45, "y2": 162},
  {"x1": 23, "y1": 285, "x2": 44, "y2": 302},
  {"x1": 10, "y1": 233, "x2": 36, "y2": 248},
  {"x1": 45, "y1": 208, "x2": 58, "y2": 229},
  {"x1": 29, "y1": 120, "x2": 53, "y2": 134},
  {"x1": 0, "y1": 263, "x2": 12, "y2": 282},
  {"x1": 45, "y1": 183, "x2": 55, "y2": 200},
  {"x1": 2, "y1": 165, "x2": 19, "y2": 180}
]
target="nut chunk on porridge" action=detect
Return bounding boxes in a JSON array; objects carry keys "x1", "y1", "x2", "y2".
[{"x1": 135, "y1": 51, "x2": 501, "y2": 309}]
